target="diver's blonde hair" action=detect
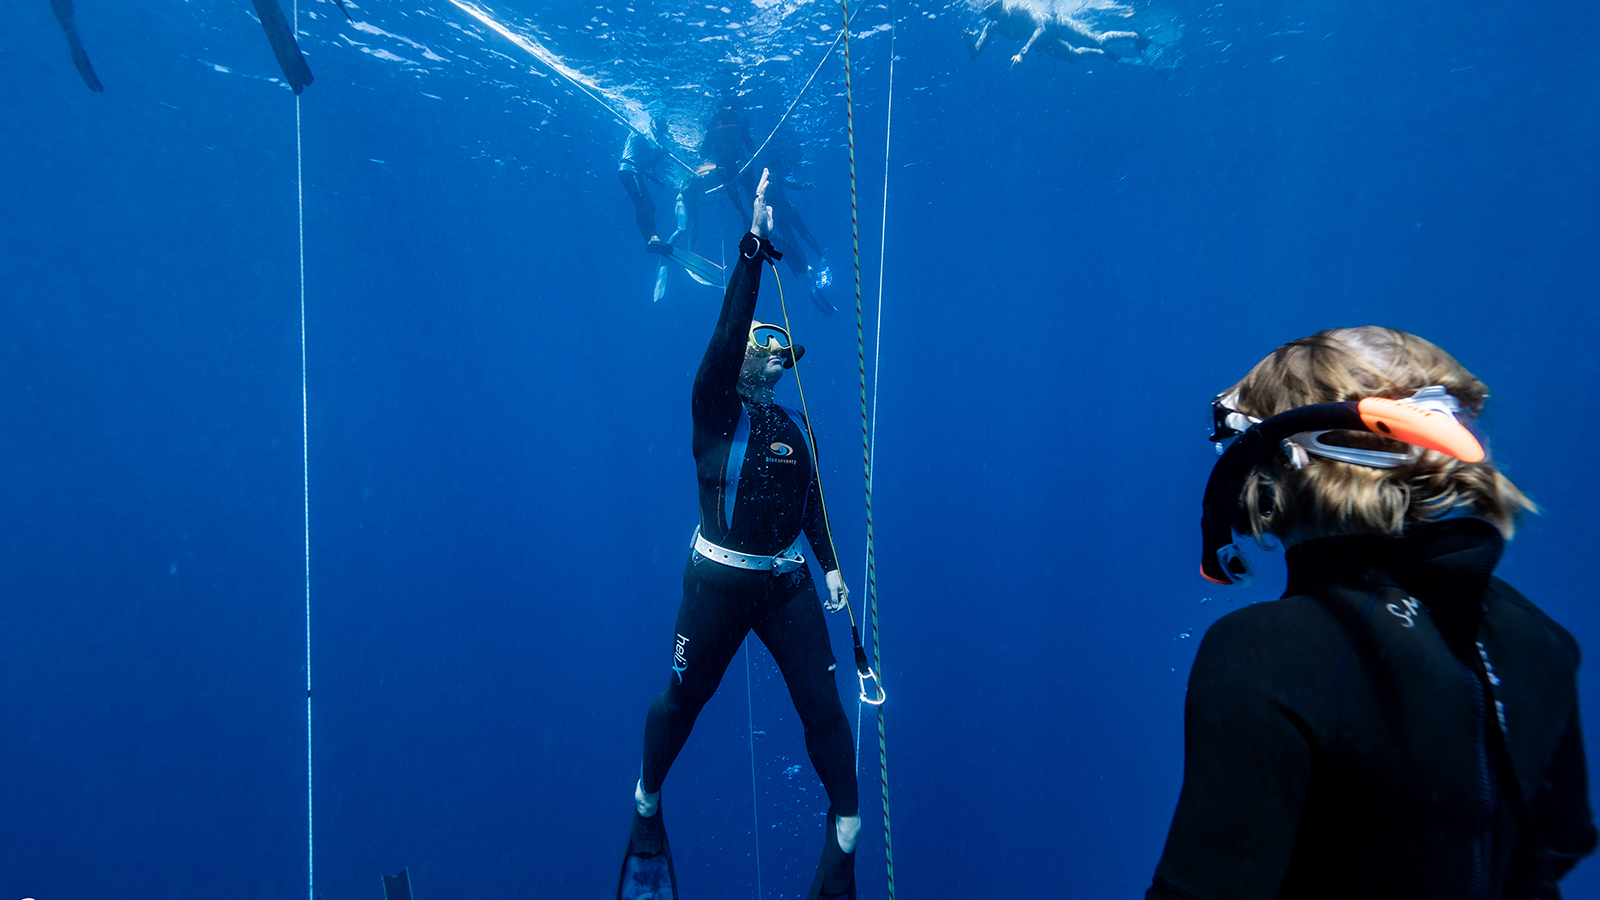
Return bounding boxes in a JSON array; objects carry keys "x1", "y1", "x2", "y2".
[{"x1": 1226, "y1": 326, "x2": 1534, "y2": 543}]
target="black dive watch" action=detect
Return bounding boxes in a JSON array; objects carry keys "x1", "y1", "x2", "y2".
[{"x1": 739, "y1": 232, "x2": 783, "y2": 263}]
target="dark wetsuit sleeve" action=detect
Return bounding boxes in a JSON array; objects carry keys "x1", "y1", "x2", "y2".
[
  {"x1": 802, "y1": 457, "x2": 839, "y2": 573},
  {"x1": 1526, "y1": 706, "x2": 1600, "y2": 883},
  {"x1": 1148, "y1": 617, "x2": 1309, "y2": 900},
  {"x1": 691, "y1": 235, "x2": 764, "y2": 442}
]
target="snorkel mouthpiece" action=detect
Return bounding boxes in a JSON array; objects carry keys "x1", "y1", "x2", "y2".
[{"x1": 1199, "y1": 395, "x2": 1485, "y2": 585}]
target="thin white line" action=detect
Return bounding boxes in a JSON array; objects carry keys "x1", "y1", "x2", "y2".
[
  {"x1": 866, "y1": 1, "x2": 893, "y2": 606},
  {"x1": 854, "y1": 693, "x2": 863, "y2": 782},
  {"x1": 718, "y1": 2, "x2": 866, "y2": 192},
  {"x1": 745, "y1": 642, "x2": 763, "y2": 900},
  {"x1": 294, "y1": 1, "x2": 312, "y2": 894}
]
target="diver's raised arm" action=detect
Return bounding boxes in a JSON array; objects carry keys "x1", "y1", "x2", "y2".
[
  {"x1": 751, "y1": 168, "x2": 773, "y2": 238},
  {"x1": 692, "y1": 169, "x2": 778, "y2": 432}
]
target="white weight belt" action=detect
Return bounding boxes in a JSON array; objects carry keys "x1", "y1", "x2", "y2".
[{"x1": 692, "y1": 527, "x2": 806, "y2": 574}]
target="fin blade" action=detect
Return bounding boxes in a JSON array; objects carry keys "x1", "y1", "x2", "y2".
[
  {"x1": 251, "y1": 0, "x2": 315, "y2": 94},
  {"x1": 666, "y1": 245, "x2": 722, "y2": 286}
]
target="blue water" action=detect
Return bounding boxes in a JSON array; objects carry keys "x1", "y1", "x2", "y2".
[{"x1": 4, "y1": 0, "x2": 1598, "y2": 897}]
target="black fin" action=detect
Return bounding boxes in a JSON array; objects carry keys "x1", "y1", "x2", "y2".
[
  {"x1": 251, "y1": 0, "x2": 314, "y2": 94},
  {"x1": 806, "y1": 810, "x2": 857, "y2": 900},
  {"x1": 382, "y1": 867, "x2": 414, "y2": 900},
  {"x1": 332, "y1": 0, "x2": 354, "y2": 23},
  {"x1": 618, "y1": 809, "x2": 677, "y2": 900},
  {"x1": 50, "y1": 0, "x2": 103, "y2": 92}
]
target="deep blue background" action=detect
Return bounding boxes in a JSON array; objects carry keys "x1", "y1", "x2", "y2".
[{"x1": 3, "y1": 0, "x2": 1598, "y2": 898}]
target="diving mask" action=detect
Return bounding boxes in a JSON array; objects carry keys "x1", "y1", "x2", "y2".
[
  {"x1": 749, "y1": 321, "x2": 805, "y2": 368},
  {"x1": 1211, "y1": 385, "x2": 1483, "y2": 469}
]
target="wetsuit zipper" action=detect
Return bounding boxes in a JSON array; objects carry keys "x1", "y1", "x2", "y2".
[{"x1": 1461, "y1": 658, "x2": 1496, "y2": 900}]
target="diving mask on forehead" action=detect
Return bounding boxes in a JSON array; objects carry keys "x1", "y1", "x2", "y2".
[
  {"x1": 1198, "y1": 385, "x2": 1488, "y2": 586},
  {"x1": 1211, "y1": 385, "x2": 1481, "y2": 469},
  {"x1": 749, "y1": 321, "x2": 805, "y2": 369}
]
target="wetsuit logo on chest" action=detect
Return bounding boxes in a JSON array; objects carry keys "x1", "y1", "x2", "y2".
[
  {"x1": 1386, "y1": 596, "x2": 1423, "y2": 629},
  {"x1": 766, "y1": 441, "x2": 798, "y2": 463},
  {"x1": 672, "y1": 633, "x2": 691, "y2": 683}
]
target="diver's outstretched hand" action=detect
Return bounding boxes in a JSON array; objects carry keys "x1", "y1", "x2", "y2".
[
  {"x1": 751, "y1": 168, "x2": 774, "y2": 239},
  {"x1": 823, "y1": 568, "x2": 849, "y2": 613}
]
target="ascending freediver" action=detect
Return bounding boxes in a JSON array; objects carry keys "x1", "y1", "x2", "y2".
[{"x1": 618, "y1": 170, "x2": 861, "y2": 900}]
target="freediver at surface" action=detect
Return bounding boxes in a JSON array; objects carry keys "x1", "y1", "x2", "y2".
[
  {"x1": 618, "y1": 170, "x2": 861, "y2": 900},
  {"x1": 764, "y1": 145, "x2": 835, "y2": 316},
  {"x1": 1148, "y1": 327, "x2": 1597, "y2": 899},
  {"x1": 964, "y1": 0, "x2": 1148, "y2": 67}
]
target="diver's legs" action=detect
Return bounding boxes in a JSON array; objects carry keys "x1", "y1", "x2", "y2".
[
  {"x1": 1047, "y1": 39, "x2": 1104, "y2": 61},
  {"x1": 617, "y1": 170, "x2": 659, "y2": 243},
  {"x1": 666, "y1": 191, "x2": 693, "y2": 248},
  {"x1": 641, "y1": 557, "x2": 753, "y2": 794},
  {"x1": 755, "y1": 573, "x2": 860, "y2": 818}
]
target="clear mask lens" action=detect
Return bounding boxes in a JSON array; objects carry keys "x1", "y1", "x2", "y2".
[{"x1": 750, "y1": 324, "x2": 790, "y2": 351}]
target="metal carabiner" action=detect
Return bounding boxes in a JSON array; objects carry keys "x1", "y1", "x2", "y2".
[{"x1": 858, "y1": 666, "x2": 887, "y2": 706}]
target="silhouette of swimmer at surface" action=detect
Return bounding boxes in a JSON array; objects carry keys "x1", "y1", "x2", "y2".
[{"x1": 965, "y1": 0, "x2": 1149, "y2": 67}]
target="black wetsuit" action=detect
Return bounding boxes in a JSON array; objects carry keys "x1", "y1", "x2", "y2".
[
  {"x1": 701, "y1": 110, "x2": 757, "y2": 216},
  {"x1": 640, "y1": 232, "x2": 858, "y2": 818},
  {"x1": 1149, "y1": 518, "x2": 1596, "y2": 900},
  {"x1": 618, "y1": 130, "x2": 666, "y2": 240}
]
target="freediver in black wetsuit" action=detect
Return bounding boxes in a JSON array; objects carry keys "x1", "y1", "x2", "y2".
[
  {"x1": 617, "y1": 114, "x2": 671, "y2": 253},
  {"x1": 765, "y1": 145, "x2": 835, "y2": 316},
  {"x1": 1149, "y1": 327, "x2": 1596, "y2": 899},
  {"x1": 701, "y1": 88, "x2": 758, "y2": 217},
  {"x1": 618, "y1": 170, "x2": 860, "y2": 900}
]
